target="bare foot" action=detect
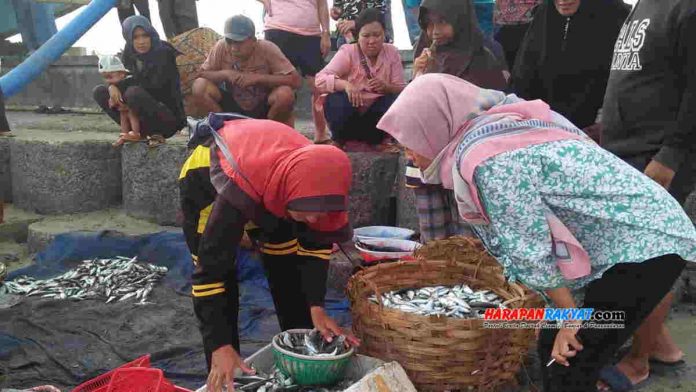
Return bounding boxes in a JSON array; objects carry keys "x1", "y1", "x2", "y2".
[
  {"x1": 597, "y1": 356, "x2": 650, "y2": 391},
  {"x1": 651, "y1": 325, "x2": 684, "y2": 363}
]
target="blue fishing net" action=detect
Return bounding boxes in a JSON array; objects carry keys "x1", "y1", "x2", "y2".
[{"x1": 0, "y1": 231, "x2": 351, "y2": 390}]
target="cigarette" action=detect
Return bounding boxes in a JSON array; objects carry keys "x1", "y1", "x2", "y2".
[{"x1": 546, "y1": 358, "x2": 556, "y2": 367}]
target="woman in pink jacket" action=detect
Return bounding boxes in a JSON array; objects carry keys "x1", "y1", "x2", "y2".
[{"x1": 315, "y1": 8, "x2": 406, "y2": 148}]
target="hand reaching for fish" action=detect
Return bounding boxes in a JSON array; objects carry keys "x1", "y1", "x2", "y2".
[
  {"x1": 208, "y1": 344, "x2": 255, "y2": 392},
  {"x1": 310, "y1": 306, "x2": 361, "y2": 347}
]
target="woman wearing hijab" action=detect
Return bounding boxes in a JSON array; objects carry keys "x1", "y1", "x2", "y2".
[
  {"x1": 179, "y1": 114, "x2": 359, "y2": 392},
  {"x1": 93, "y1": 15, "x2": 185, "y2": 147},
  {"x1": 406, "y1": 0, "x2": 508, "y2": 243},
  {"x1": 412, "y1": 0, "x2": 508, "y2": 89},
  {"x1": 511, "y1": 0, "x2": 629, "y2": 143},
  {"x1": 377, "y1": 74, "x2": 696, "y2": 392},
  {"x1": 315, "y1": 8, "x2": 406, "y2": 149}
]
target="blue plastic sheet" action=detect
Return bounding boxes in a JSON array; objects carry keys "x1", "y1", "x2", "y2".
[{"x1": 0, "y1": 231, "x2": 352, "y2": 389}]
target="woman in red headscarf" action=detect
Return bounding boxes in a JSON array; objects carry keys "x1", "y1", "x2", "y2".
[{"x1": 179, "y1": 115, "x2": 359, "y2": 392}]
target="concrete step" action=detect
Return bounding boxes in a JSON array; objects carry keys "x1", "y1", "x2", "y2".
[
  {"x1": 4, "y1": 122, "x2": 418, "y2": 231},
  {"x1": 9, "y1": 130, "x2": 122, "y2": 214},
  {"x1": 0, "y1": 241, "x2": 31, "y2": 275},
  {"x1": 25, "y1": 208, "x2": 177, "y2": 254},
  {"x1": 0, "y1": 204, "x2": 42, "y2": 243}
]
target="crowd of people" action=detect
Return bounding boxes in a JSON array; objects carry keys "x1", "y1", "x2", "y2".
[{"x1": 178, "y1": 1, "x2": 696, "y2": 392}]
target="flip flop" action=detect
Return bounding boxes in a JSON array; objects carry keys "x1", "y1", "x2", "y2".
[
  {"x1": 598, "y1": 366, "x2": 649, "y2": 392},
  {"x1": 649, "y1": 357, "x2": 685, "y2": 367},
  {"x1": 314, "y1": 139, "x2": 335, "y2": 145}
]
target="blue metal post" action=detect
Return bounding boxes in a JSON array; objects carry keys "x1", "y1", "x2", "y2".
[{"x1": 0, "y1": 0, "x2": 118, "y2": 97}]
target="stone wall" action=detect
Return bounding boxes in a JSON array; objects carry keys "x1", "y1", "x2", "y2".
[
  {"x1": 10, "y1": 134, "x2": 122, "y2": 214},
  {"x1": 3, "y1": 56, "x2": 103, "y2": 110}
]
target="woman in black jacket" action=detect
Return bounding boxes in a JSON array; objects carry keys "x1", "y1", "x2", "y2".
[
  {"x1": 511, "y1": 0, "x2": 629, "y2": 143},
  {"x1": 93, "y1": 15, "x2": 185, "y2": 147}
]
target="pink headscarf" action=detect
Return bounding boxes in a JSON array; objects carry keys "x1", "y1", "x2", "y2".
[{"x1": 377, "y1": 73, "x2": 552, "y2": 189}]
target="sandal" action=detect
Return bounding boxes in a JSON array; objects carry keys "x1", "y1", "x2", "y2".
[
  {"x1": 121, "y1": 132, "x2": 145, "y2": 142},
  {"x1": 598, "y1": 366, "x2": 650, "y2": 391},
  {"x1": 147, "y1": 134, "x2": 166, "y2": 148},
  {"x1": 314, "y1": 138, "x2": 334, "y2": 145}
]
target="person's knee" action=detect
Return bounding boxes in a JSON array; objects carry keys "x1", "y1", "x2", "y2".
[
  {"x1": 92, "y1": 85, "x2": 109, "y2": 103},
  {"x1": 269, "y1": 86, "x2": 295, "y2": 110},
  {"x1": 192, "y1": 78, "x2": 215, "y2": 98},
  {"x1": 123, "y1": 85, "x2": 146, "y2": 104}
]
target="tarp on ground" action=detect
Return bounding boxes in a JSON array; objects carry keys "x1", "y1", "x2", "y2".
[{"x1": 0, "y1": 231, "x2": 352, "y2": 390}]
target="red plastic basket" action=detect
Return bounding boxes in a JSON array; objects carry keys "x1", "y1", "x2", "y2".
[
  {"x1": 106, "y1": 368, "x2": 175, "y2": 392},
  {"x1": 71, "y1": 355, "x2": 151, "y2": 392}
]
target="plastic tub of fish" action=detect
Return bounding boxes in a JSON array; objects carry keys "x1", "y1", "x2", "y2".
[
  {"x1": 353, "y1": 226, "x2": 416, "y2": 242},
  {"x1": 194, "y1": 343, "x2": 390, "y2": 392},
  {"x1": 354, "y1": 238, "x2": 421, "y2": 263},
  {"x1": 271, "y1": 329, "x2": 354, "y2": 386}
]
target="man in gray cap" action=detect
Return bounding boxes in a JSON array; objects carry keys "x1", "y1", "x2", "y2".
[{"x1": 192, "y1": 15, "x2": 301, "y2": 126}]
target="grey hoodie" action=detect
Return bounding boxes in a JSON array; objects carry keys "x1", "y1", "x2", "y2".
[{"x1": 601, "y1": 0, "x2": 696, "y2": 172}]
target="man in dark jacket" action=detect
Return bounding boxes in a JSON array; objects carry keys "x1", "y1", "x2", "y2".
[{"x1": 599, "y1": 0, "x2": 696, "y2": 389}]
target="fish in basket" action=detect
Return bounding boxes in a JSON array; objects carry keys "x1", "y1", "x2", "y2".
[{"x1": 348, "y1": 257, "x2": 540, "y2": 392}]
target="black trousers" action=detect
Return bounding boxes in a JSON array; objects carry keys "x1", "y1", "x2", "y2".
[
  {"x1": 117, "y1": 0, "x2": 150, "y2": 24},
  {"x1": 158, "y1": 0, "x2": 198, "y2": 39},
  {"x1": 538, "y1": 254, "x2": 686, "y2": 392},
  {"x1": 0, "y1": 86, "x2": 9, "y2": 132},
  {"x1": 93, "y1": 84, "x2": 179, "y2": 138},
  {"x1": 203, "y1": 252, "x2": 313, "y2": 369},
  {"x1": 324, "y1": 92, "x2": 396, "y2": 145}
]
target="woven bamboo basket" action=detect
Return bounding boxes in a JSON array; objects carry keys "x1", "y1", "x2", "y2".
[
  {"x1": 347, "y1": 258, "x2": 539, "y2": 392},
  {"x1": 415, "y1": 236, "x2": 505, "y2": 278},
  {"x1": 170, "y1": 27, "x2": 221, "y2": 115}
]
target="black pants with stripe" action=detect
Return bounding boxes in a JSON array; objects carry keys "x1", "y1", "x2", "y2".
[
  {"x1": 538, "y1": 254, "x2": 686, "y2": 392},
  {"x1": 204, "y1": 252, "x2": 314, "y2": 368}
]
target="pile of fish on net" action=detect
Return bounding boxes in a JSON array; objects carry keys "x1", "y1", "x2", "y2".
[
  {"x1": 0, "y1": 256, "x2": 167, "y2": 304},
  {"x1": 369, "y1": 284, "x2": 506, "y2": 319},
  {"x1": 233, "y1": 370, "x2": 353, "y2": 392}
]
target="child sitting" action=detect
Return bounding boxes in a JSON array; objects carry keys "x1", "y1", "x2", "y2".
[{"x1": 97, "y1": 55, "x2": 142, "y2": 147}]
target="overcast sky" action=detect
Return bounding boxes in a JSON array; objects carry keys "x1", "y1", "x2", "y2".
[
  {"x1": 10, "y1": 0, "x2": 412, "y2": 54},
  {"x1": 9, "y1": 0, "x2": 636, "y2": 55}
]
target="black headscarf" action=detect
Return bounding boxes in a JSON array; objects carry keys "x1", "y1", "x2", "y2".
[
  {"x1": 511, "y1": 0, "x2": 630, "y2": 128},
  {"x1": 120, "y1": 15, "x2": 185, "y2": 126},
  {"x1": 413, "y1": 0, "x2": 508, "y2": 90}
]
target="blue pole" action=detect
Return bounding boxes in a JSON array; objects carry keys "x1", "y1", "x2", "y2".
[{"x1": 0, "y1": 0, "x2": 118, "y2": 97}]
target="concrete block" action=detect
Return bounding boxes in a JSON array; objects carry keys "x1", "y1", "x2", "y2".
[
  {"x1": 122, "y1": 141, "x2": 189, "y2": 226},
  {"x1": 0, "y1": 137, "x2": 11, "y2": 202},
  {"x1": 0, "y1": 204, "x2": 42, "y2": 243},
  {"x1": 4, "y1": 56, "x2": 103, "y2": 110},
  {"x1": 25, "y1": 209, "x2": 176, "y2": 254},
  {"x1": 395, "y1": 153, "x2": 419, "y2": 232},
  {"x1": 10, "y1": 132, "x2": 121, "y2": 214},
  {"x1": 347, "y1": 152, "x2": 400, "y2": 228}
]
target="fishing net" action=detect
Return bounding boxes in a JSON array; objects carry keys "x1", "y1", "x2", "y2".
[
  {"x1": 0, "y1": 231, "x2": 352, "y2": 390},
  {"x1": 347, "y1": 259, "x2": 540, "y2": 392}
]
